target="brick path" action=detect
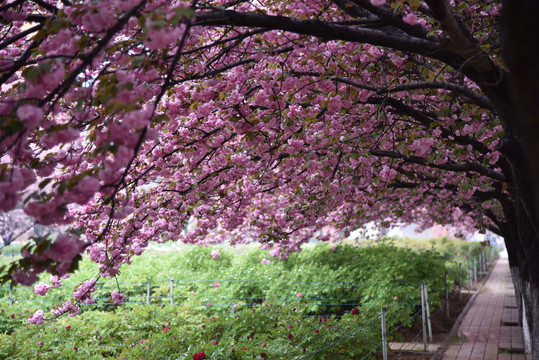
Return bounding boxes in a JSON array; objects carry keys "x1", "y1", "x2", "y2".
[{"x1": 443, "y1": 257, "x2": 527, "y2": 360}]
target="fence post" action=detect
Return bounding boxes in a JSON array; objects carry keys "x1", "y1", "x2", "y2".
[
  {"x1": 445, "y1": 270, "x2": 449, "y2": 318},
  {"x1": 381, "y1": 307, "x2": 388, "y2": 360},
  {"x1": 170, "y1": 279, "x2": 174, "y2": 306},
  {"x1": 481, "y1": 253, "x2": 484, "y2": 273},
  {"x1": 424, "y1": 282, "x2": 433, "y2": 342},
  {"x1": 146, "y1": 282, "x2": 150, "y2": 304},
  {"x1": 458, "y1": 263, "x2": 462, "y2": 301},
  {"x1": 473, "y1": 257, "x2": 477, "y2": 284},
  {"x1": 9, "y1": 281, "x2": 13, "y2": 306},
  {"x1": 421, "y1": 284, "x2": 427, "y2": 352},
  {"x1": 479, "y1": 253, "x2": 482, "y2": 273},
  {"x1": 468, "y1": 259, "x2": 472, "y2": 291},
  {"x1": 478, "y1": 253, "x2": 482, "y2": 273}
]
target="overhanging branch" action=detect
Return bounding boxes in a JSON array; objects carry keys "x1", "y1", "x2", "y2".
[{"x1": 370, "y1": 148, "x2": 505, "y2": 182}]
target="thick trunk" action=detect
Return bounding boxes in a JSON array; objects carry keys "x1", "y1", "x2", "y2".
[
  {"x1": 504, "y1": 222, "x2": 539, "y2": 357},
  {"x1": 510, "y1": 266, "x2": 523, "y2": 326},
  {"x1": 500, "y1": 186, "x2": 539, "y2": 357},
  {"x1": 519, "y1": 279, "x2": 539, "y2": 359}
]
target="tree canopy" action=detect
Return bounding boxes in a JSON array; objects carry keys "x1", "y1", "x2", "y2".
[{"x1": 1, "y1": 0, "x2": 538, "y2": 346}]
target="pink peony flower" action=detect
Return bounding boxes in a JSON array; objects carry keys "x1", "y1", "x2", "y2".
[
  {"x1": 193, "y1": 352, "x2": 206, "y2": 360},
  {"x1": 297, "y1": 292, "x2": 302, "y2": 297}
]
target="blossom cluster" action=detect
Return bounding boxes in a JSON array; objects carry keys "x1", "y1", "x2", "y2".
[{"x1": 0, "y1": 0, "x2": 506, "y2": 325}]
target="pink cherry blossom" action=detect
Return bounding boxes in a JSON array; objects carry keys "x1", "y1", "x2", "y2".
[
  {"x1": 34, "y1": 282, "x2": 50, "y2": 296},
  {"x1": 402, "y1": 13, "x2": 419, "y2": 25},
  {"x1": 45, "y1": 234, "x2": 84, "y2": 263},
  {"x1": 12, "y1": 270, "x2": 39, "y2": 286},
  {"x1": 16, "y1": 104, "x2": 43, "y2": 129},
  {"x1": 28, "y1": 310, "x2": 44, "y2": 325},
  {"x1": 67, "y1": 176, "x2": 101, "y2": 205},
  {"x1": 0, "y1": 0, "x2": 525, "y2": 334},
  {"x1": 49, "y1": 275, "x2": 62, "y2": 289},
  {"x1": 111, "y1": 290, "x2": 126, "y2": 304}
]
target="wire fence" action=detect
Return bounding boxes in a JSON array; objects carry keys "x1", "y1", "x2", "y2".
[
  {"x1": 299, "y1": 250, "x2": 498, "y2": 360},
  {"x1": 0, "y1": 248, "x2": 498, "y2": 359}
]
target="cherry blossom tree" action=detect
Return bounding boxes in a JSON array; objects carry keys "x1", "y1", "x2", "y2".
[{"x1": 1, "y1": 0, "x2": 538, "y2": 355}]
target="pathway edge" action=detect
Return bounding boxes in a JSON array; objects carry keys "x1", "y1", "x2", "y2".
[{"x1": 430, "y1": 257, "x2": 499, "y2": 360}]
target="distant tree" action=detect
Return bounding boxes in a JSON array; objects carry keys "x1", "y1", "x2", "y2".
[{"x1": 0, "y1": 208, "x2": 32, "y2": 247}]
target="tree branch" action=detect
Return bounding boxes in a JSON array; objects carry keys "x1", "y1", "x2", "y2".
[
  {"x1": 195, "y1": 10, "x2": 448, "y2": 59},
  {"x1": 370, "y1": 149, "x2": 505, "y2": 182}
]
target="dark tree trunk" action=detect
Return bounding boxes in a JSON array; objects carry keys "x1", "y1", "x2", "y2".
[
  {"x1": 501, "y1": 192, "x2": 539, "y2": 357},
  {"x1": 500, "y1": 0, "x2": 539, "y2": 354}
]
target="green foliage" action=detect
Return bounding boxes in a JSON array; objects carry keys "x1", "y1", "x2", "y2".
[
  {"x1": 0, "y1": 240, "x2": 496, "y2": 358},
  {"x1": 0, "y1": 304, "x2": 381, "y2": 359},
  {"x1": 383, "y1": 236, "x2": 486, "y2": 258}
]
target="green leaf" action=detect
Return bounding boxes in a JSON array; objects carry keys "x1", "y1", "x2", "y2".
[
  {"x1": 7, "y1": 119, "x2": 24, "y2": 133},
  {"x1": 22, "y1": 66, "x2": 41, "y2": 83},
  {"x1": 38, "y1": 178, "x2": 53, "y2": 189}
]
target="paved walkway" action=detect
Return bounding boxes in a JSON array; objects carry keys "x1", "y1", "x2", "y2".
[{"x1": 443, "y1": 258, "x2": 526, "y2": 360}]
